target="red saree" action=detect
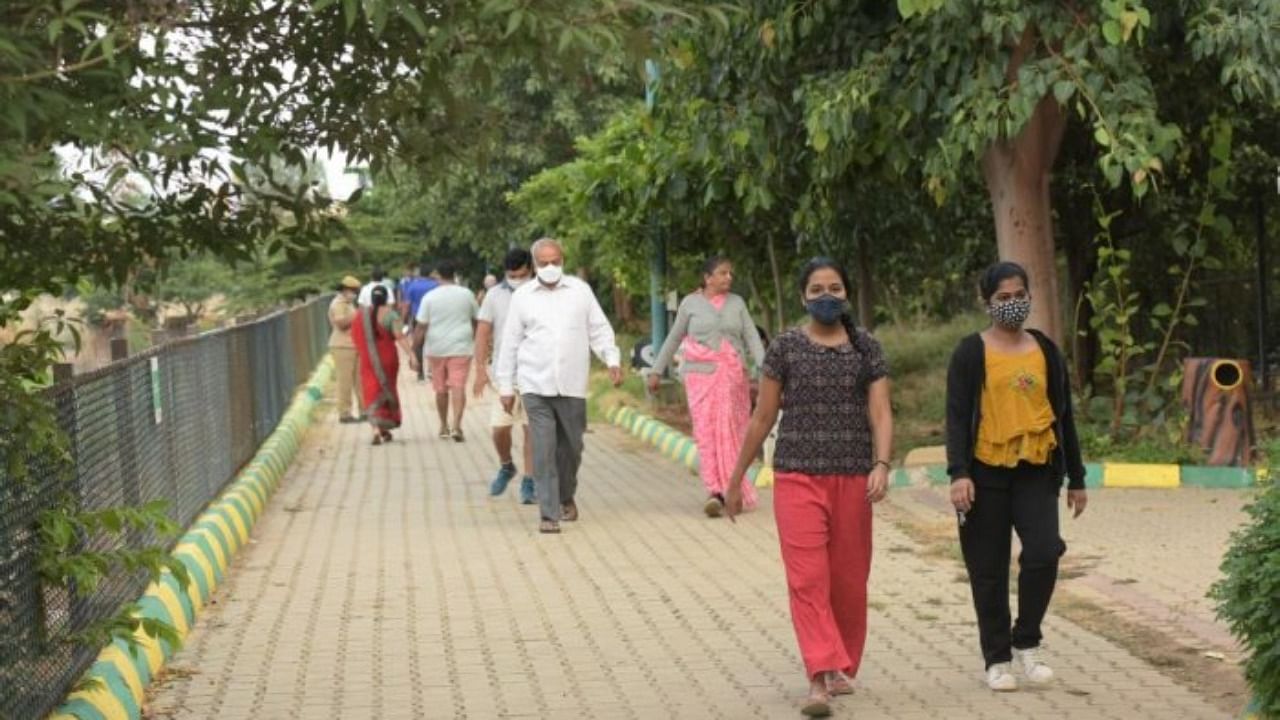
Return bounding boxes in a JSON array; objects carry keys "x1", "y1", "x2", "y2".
[{"x1": 351, "y1": 306, "x2": 402, "y2": 429}]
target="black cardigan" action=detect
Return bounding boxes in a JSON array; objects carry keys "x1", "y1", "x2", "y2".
[{"x1": 944, "y1": 329, "x2": 1086, "y2": 490}]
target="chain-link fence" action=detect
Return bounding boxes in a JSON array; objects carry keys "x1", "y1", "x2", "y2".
[{"x1": 0, "y1": 296, "x2": 331, "y2": 720}]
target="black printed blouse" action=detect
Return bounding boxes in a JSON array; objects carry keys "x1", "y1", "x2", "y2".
[{"x1": 762, "y1": 327, "x2": 890, "y2": 476}]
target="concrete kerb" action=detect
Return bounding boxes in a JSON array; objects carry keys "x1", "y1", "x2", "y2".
[
  {"x1": 606, "y1": 406, "x2": 779, "y2": 486},
  {"x1": 606, "y1": 415, "x2": 1271, "y2": 491},
  {"x1": 49, "y1": 356, "x2": 335, "y2": 720},
  {"x1": 895, "y1": 459, "x2": 1268, "y2": 489}
]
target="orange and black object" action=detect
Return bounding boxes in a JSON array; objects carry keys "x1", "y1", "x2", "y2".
[{"x1": 1182, "y1": 358, "x2": 1256, "y2": 466}]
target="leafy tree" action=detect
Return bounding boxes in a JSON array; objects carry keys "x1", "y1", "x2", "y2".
[{"x1": 802, "y1": 0, "x2": 1280, "y2": 344}]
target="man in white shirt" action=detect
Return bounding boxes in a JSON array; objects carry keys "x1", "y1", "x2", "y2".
[
  {"x1": 474, "y1": 248, "x2": 537, "y2": 504},
  {"x1": 496, "y1": 238, "x2": 622, "y2": 534},
  {"x1": 414, "y1": 260, "x2": 479, "y2": 441},
  {"x1": 358, "y1": 267, "x2": 398, "y2": 307}
]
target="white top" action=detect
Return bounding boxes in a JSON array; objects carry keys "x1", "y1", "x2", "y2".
[
  {"x1": 415, "y1": 284, "x2": 479, "y2": 357},
  {"x1": 477, "y1": 280, "x2": 519, "y2": 369},
  {"x1": 357, "y1": 279, "x2": 398, "y2": 307},
  {"x1": 495, "y1": 275, "x2": 621, "y2": 398}
]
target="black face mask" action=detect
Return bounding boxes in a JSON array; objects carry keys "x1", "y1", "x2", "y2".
[{"x1": 806, "y1": 295, "x2": 847, "y2": 325}]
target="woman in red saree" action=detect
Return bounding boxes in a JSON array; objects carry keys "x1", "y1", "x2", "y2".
[{"x1": 351, "y1": 285, "x2": 418, "y2": 445}]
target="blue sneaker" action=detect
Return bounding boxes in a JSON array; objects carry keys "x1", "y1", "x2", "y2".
[
  {"x1": 489, "y1": 464, "x2": 517, "y2": 496},
  {"x1": 519, "y1": 476, "x2": 536, "y2": 505}
]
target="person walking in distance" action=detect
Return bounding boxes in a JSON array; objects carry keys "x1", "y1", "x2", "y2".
[
  {"x1": 473, "y1": 248, "x2": 537, "y2": 504},
  {"x1": 648, "y1": 255, "x2": 765, "y2": 517},
  {"x1": 358, "y1": 266, "x2": 397, "y2": 307},
  {"x1": 329, "y1": 275, "x2": 365, "y2": 423},
  {"x1": 402, "y1": 262, "x2": 440, "y2": 383},
  {"x1": 352, "y1": 285, "x2": 418, "y2": 445},
  {"x1": 414, "y1": 260, "x2": 478, "y2": 441},
  {"x1": 726, "y1": 257, "x2": 893, "y2": 718},
  {"x1": 946, "y1": 261, "x2": 1088, "y2": 692},
  {"x1": 495, "y1": 238, "x2": 623, "y2": 534}
]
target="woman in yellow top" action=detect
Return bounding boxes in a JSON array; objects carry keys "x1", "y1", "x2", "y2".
[{"x1": 945, "y1": 262, "x2": 1088, "y2": 693}]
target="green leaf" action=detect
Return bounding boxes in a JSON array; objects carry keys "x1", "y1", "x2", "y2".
[
  {"x1": 506, "y1": 10, "x2": 523, "y2": 38},
  {"x1": 399, "y1": 4, "x2": 428, "y2": 37},
  {"x1": 812, "y1": 129, "x2": 830, "y2": 153},
  {"x1": 1102, "y1": 20, "x2": 1122, "y2": 45},
  {"x1": 343, "y1": 0, "x2": 358, "y2": 30},
  {"x1": 1052, "y1": 81, "x2": 1075, "y2": 104}
]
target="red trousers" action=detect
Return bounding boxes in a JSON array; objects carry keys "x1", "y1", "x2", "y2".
[{"x1": 773, "y1": 471, "x2": 873, "y2": 680}]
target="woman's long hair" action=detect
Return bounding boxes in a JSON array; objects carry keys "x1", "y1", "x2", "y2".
[{"x1": 369, "y1": 285, "x2": 390, "y2": 337}]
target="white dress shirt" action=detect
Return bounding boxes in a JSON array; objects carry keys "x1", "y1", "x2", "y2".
[
  {"x1": 357, "y1": 279, "x2": 398, "y2": 307},
  {"x1": 495, "y1": 275, "x2": 621, "y2": 398}
]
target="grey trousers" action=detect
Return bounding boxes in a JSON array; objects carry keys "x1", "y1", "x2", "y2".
[{"x1": 522, "y1": 394, "x2": 587, "y2": 522}]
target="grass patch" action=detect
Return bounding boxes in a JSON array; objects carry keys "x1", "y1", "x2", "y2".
[{"x1": 874, "y1": 313, "x2": 983, "y2": 459}]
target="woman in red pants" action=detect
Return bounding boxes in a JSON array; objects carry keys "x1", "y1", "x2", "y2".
[{"x1": 727, "y1": 257, "x2": 894, "y2": 718}]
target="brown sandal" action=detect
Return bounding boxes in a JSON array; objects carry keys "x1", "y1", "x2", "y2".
[
  {"x1": 371, "y1": 435, "x2": 383, "y2": 446},
  {"x1": 539, "y1": 519, "x2": 561, "y2": 534},
  {"x1": 801, "y1": 692, "x2": 832, "y2": 718}
]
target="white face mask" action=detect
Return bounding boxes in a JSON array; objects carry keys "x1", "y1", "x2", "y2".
[
  {"x1": 536, "y1": 263, "x2": 563, "y2": 285},
  {"x1": 506, "y1": 275, "x2": 528, "y2": 289}
]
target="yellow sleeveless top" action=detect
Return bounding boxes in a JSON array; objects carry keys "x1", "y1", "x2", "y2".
[{"x1": 975, "y1": 346, "x2": 1057, "y2": 467}]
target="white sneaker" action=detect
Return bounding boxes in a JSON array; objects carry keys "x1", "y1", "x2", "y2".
[
  {"x1": 1014, "y1": 647, "x2": 1054, "y2": 684},
  {"x1": 985, "y1": 662, "x2": 1018, "y2": 692}
]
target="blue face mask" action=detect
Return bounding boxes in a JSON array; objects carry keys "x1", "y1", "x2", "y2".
[{"x1": 806, "y1": 295, "x2": 847, "y2": 325}]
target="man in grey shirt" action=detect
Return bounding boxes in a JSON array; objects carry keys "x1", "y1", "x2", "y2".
[{"x1": 473, "y1": 248, "x2": 537, "y2": 504}]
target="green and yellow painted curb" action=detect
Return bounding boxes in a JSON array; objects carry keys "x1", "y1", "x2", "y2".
[
  {"x1": 608, "y1": 406, "x2": 933, "y2": 489},
  {"x1": 605, "y1": 419, "x2": 1270, "y2": 492},
  {"x1": 50, "y1": 357, "x2": 334, "y2": 720},
  {"x1": 894, "y1": 461, "x2": 1268, "y2": 489},
  {"x1": 606, "y1": 406, "x2": 781, "y2": 487}
]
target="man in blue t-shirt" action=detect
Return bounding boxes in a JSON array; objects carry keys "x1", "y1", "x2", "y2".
[{"x1": 402, "y1": 263, "x2": 439, "y2": 381}]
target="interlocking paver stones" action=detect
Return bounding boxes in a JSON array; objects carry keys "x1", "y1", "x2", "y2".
[{"x1": 146, "y1": 373, "x2": 1232, "y2": 719}]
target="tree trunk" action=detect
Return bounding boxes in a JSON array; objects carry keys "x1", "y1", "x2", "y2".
[
  {"x1": 855, "y1": 230, "x2": 876, "y2": 330},
  {"x1": 746, "y1": 271, "x2": 772, "y2": 336},
  {"x1": 612, "y1": 285, "x2": 633, "y2": 324},
  {"x1": 981, "y1": 93, "x2": 1068, "y2": 346},
  {"x1": 766, "y1": 234, "x2": 785, "y2": 332},
  {"x1": 1060, "y1": 187, "x2": 1099, "y2": 389}
]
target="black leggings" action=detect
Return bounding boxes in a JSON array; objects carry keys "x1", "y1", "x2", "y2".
[{"x1": 959, "y1": 461, "x2": 1066, "y2": 668}]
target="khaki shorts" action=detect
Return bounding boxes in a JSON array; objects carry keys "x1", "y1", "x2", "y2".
[{"x1": 489, "y1": 386, "x2": 528, "y2": 428}]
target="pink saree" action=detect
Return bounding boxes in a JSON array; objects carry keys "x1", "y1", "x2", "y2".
[{"x1": 682, "y1": 329, "x2": 757, "y2": 508}]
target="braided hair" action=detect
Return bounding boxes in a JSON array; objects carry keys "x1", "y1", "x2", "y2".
[{"x1": 370, "y1": 284, "x2": 390, "y2": 338}]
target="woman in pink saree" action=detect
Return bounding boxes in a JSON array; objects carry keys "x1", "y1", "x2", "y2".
[
  {"x1": 351, "y1": 285, "x2": 418, "y2": 445},
  {"x1": 648, "y1": 256, "x2": 766, "y2": 517}
]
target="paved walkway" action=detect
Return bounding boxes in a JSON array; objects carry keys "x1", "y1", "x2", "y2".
[{"x1": 146, "y1": 379, "x2": 1236, "y2": 719}]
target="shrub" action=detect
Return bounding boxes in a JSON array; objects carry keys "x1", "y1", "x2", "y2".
[{"x1": 1211, "y1": 477, "x2": 1280, "y2": 718}]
